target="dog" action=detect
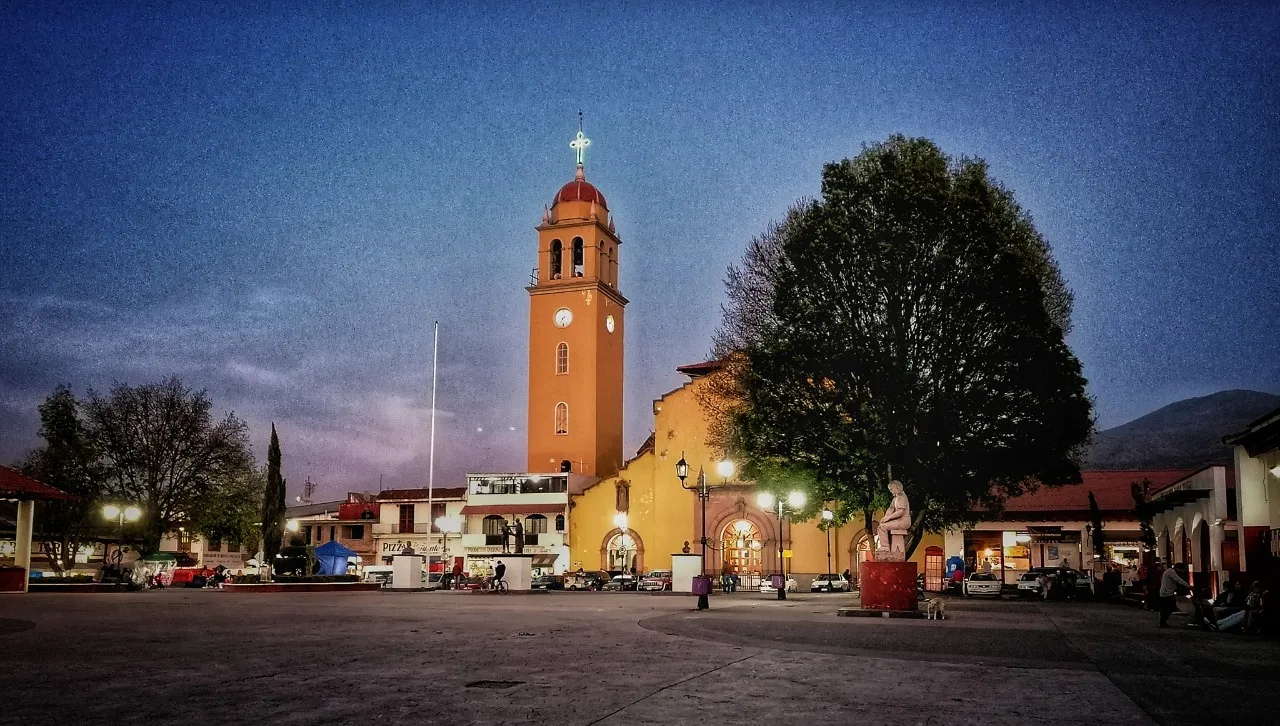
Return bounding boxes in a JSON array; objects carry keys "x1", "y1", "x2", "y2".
[{"x1": 925, "y1": 598, "x2": 945, "y2": 620}]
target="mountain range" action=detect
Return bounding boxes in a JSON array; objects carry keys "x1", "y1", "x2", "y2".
[{"x1": 1085, "y1": 389, "x2": 1280, "y2": 470}]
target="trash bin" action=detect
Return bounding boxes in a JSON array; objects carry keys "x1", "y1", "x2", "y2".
[{"x1": 692, "y1": 575, "x2": 712, "y2": 596}]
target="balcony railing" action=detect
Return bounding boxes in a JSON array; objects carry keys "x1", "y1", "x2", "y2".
[
  {"x1": 377, "y1": 523, "x2": 471, "y2": 535},
  {"x1": 468, "y1": 474, "x2": 568, "y2": 495}
]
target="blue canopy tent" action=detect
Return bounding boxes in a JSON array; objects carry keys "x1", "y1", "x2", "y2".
[{"x1": 313, "y1": 540, "x2": 358, "y2": 576}]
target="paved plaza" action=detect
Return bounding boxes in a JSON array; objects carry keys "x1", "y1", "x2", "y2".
[{"x1": 1, "y1": 590, "x2": 1275, "y2": 725}]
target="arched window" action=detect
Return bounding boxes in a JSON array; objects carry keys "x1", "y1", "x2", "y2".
[
  {"x1": 555, "y1": 342, "x2": 568, "y2": 374},
  {"x1": 572, "y1": 237, "x2": 584, "y2": 277},
  {"x1": 555, "y1": 514, "x2": 565, "y2": 532},
  {"x1": 549, "y1": 239, "x2": 563, "y2": 280},
  {"x1": 525, "y1": 514, "x2": 548, "y2": 534},
  {"x1": 554, "y1": 402, "x2": 568, "y2": 435},
  {"x1": 482, "y1": 515, "x2": 506, "y2": 545}
]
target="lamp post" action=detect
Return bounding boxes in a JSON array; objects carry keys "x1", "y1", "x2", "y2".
[
  {"x1": 678, "y1": 452, "x2": 733, "y2": 610},
  {"x1": 822, "y1": 508, "x2": 834, "y2": 579},
  {"x1": 102, "y1": 504, "x2": 142, "y2": 572},
  {"x1": 758, "y1": 491, "x2": 805, "y2": 600},
  {"x1": 613, "y1": 512, "x2": 629, "y2": 587}
]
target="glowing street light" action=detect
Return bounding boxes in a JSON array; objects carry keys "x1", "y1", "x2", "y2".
[
  {"x1": 286, "y1": 519, "x2": 300, "y2": 532},
  {"x1": 822, "y1": 508, "x2": 835, "y2": 580},
  {"x1": 102, "y1": 503, "x2": 141, "y2": 573},
  {"x1": 716, "y1": 459, "x2": 735, "y2": 480},
  {"x1": 758, "y1": 490, "x2": 806, "y2": 600}
]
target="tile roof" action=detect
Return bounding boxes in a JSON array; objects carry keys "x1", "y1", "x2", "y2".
[
  {"x1": 996, "y1": 469, "x2": 1198, "y2": 513},
  {"x1": 375, "y1": 487, "x2": 467, "y2": 502},
  {"x1": 0, "y1": 465, "x2": 76, "y2": 501}
]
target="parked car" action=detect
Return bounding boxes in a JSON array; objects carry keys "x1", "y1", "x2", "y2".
[
  {"x1": 1016, "y1": 571, "x2": 1043, "y2": 598},
  {"x1": 639, "y1": 570, "x2": 673, "y2": 591},
  {"x1": 760, "y1": 575, "x2": 798, "y2": 594},
  {"x1": 963, "y1": 572, "x2": 1002, "y2": 597},
  {"x1": 531, "y1": 574, "x2": 564, "y2": 591},
  {"x1": 602, "y1": 575, "x2": 637, "y2": 591},
  {"x1": 362, "y1": 566, "x2": 394, "y2": 588},
  {"x1": 564, "y1": 571, "x2": 607, "y2": 590},
  {"x1": 810, "y1": 573, "x2": 851, "y2": 593},
  {"x1": 456, "y1": 576, "x2": 485, "y2": 591}
]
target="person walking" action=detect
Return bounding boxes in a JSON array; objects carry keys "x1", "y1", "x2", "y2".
[{"x1": 1158, "y1": 562, "x2": 1190, "y2": 628}]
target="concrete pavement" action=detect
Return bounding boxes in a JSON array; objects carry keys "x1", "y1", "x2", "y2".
[{"x1": 1, "y1": 589, "x2": 1273, "y2": 725}]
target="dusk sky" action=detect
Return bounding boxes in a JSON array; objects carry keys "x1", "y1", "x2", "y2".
[{"x1": 3, "y1": 3, "x2": 1278, "y2": 500}]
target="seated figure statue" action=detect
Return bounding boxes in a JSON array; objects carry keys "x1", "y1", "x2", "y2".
[{"x1": 874, "y1": 480, "x2": 911, "y2": 561}]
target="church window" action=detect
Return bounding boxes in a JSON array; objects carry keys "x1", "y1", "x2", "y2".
[
  {"x1": 572, "y1": 237, "x2": 584, "y2": 277},
  {"x1": 549, "y1": 240, "x2": 563, "y2": 280},
  {"x1": 555, "y1": 342, "x2": 568, "y2": 374},
  {"x1": 555, "y1": 402, "x2": 568, "y2": 435}
]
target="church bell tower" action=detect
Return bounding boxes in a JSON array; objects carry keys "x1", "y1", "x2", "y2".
[{"x1": 526, "y1": 122, "x2": 626, "y2": 477}]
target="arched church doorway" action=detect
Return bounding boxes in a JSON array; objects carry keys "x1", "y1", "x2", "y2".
[
  {"x1": 605, "y1": 531, "x2": 639, "y2": 574},
  {"x1": 848, "y1": 533, "x2": 871, "y2": 587},
  {"x1": 721, "y1": 519, "x2": 764, "y2": 590}
]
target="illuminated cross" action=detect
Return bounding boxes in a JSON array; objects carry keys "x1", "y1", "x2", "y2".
[{"x1": 570, "y1": 130, "x2": 591, "y2": 166}]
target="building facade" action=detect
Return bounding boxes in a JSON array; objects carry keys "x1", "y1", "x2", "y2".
[
  {"x1": 371, "y1": 487, "x2": 467, "y2": 570},
  {"x1": 1225, "y1": 405, "x2": 1280, "y2": 583}
]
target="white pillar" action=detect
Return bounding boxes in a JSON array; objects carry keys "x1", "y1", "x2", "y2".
[
  {"x1": 500, "y1": 554, "x2": 534, "y2": 591},
  {"x1": 14, "y1": 500, "x2": 35, "y2": 593},
  {"x1": 391, "y1": 553, "x2": 425, "y2": 590},
  {"x1": 670, "y1": 553, "x2": 702, "y2": 593}
]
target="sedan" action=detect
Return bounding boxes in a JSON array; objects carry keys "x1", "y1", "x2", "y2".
[
  {"x1": 602, "y1": 575, "x2": 637, "y2": 591},
  {"x1": 760, "y1": 576, "x2": 798, "y2": 594},
  {"x1": 531, "y1": 575, "x2": 564, "y2": 591},
  {"x1": 810, "y1": 573, "x2": 851, "y2": 593},
  {"x1": 963, "y1": 572, "x2": 1002, "y2": 597}
]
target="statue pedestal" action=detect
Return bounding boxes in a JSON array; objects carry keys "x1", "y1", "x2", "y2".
[
  {"x1": 499, "y1": 554, "x2": 534, "y2": 591},
  {"x1": 860, "y1": 560, "x2": 918, "y2": 611},
  {"x1": 670, "y1": 554, "x2": 703, "y2": 593}
]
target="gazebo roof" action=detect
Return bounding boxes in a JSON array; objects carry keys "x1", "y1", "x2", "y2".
[{"x1": 0, "y1": 465, "x2": 75, "y2": 501}]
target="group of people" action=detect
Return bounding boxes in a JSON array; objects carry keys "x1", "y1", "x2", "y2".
[
  {"x1": 1148, "y1": 558, "x2": 1270, "y2": 633},
  {"x1": 719, "y1": 572, "x2": 741, "y2": 592}
]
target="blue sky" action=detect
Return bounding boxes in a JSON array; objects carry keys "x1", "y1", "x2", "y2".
[{"x1": 2, "y1": 2, "x2": 1278, "y2": 498}]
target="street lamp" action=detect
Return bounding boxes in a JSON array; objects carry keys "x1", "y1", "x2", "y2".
[
  {"x1": 822, "y1": 508, "x2": 834, "y2": 579},
  {"x1": 758, "y1": 490, "x2": 805, "y2": 600},
  {"x1": 613, "y1": 512, "x2": 629, "y2": 582},
  {"x1": 678, "y1": 452, "x2": 733, "y2": 610},
  {"x1": 102, "y1": 503, "x2": 141, "y2": 571},
  {"x1": 286, "y1": 518, "x2": 300, "y2": 532}
]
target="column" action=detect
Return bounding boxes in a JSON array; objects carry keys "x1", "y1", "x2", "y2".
[{"x1": 14, "y1": 500, "x2": 35, "y2": 593}]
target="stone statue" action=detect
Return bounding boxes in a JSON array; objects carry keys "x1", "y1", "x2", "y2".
[
  {"x1": 501, "y1": 522, "x2": 512, "y2": 554},
  {"x1": 874, "y1": 480, "x2": 911, "y2": 562},
  {"x1": 513, "y1": 518, "x2": 525, "y2": 555}
]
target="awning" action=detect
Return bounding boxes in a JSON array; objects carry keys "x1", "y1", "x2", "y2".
[
  {"x1": 460, "y1": 504, "x2": 566, "y2": 516},
  {"x1": 464, "y1": 553, "x2": 560, "y2": 566}
]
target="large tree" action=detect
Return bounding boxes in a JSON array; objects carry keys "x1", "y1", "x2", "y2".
[
  {"x1": 83, "y1": 378, "x2": 254, "y2": 554},
  {"x1": 18, "y1": 386, "x2": 103, "y2": 574},
  {"x1": 720, "y1": 135, "x2": 1093, "y2": 556},
  {"x1": 260, "y1": 423, "x2": 286, "y2": 566},
  {"x1": 195, "y1": 463, "x2": 267, "y2": 557}
]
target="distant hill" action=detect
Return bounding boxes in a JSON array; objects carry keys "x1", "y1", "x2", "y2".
[{"x1": 1085, "y1": 390, "x2": 1280, "y2": 470}]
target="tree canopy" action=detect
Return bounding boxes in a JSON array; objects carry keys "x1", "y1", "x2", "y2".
[
  {"x1": 83, "y1": 378, "x2": 255, "y2": 554},
  {"x1": 19, "y1": 386, "x2": 103, "y2": 574},
  {"x1": 716, "y1": 135, "x2": 1093, "y2": 555}
]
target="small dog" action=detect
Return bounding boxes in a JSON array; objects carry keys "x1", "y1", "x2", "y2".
[{"x1": 925, "y1": 598, "x2": 945, "y2": 620}]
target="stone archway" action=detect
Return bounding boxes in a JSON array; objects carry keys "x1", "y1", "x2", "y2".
[
  {"x1": 846, "y1": 528, "x2": 872, "y2": 584},
  {"x1": 599, "y1": 527, "x2": 644, "y2": 573},
  {"x1": 706, "y1": 497, "x2": 777, "y2": 577}
]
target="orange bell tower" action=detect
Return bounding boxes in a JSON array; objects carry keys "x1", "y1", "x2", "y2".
[{"x1": 526, "y1": 122, "x2": 626, "y2": 477}]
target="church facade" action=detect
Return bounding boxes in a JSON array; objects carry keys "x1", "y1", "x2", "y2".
[{"x1": 522, "y1": 127, "x2": 942, "y2": 587}]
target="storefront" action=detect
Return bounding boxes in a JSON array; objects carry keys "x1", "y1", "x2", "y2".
[{"x1": 462, "y1": 545, "x2": 565, "y2": 577}]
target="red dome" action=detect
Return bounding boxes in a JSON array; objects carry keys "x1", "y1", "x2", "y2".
[{"x1": 554, "y1": 178, "x2": 608, "y2": 209}]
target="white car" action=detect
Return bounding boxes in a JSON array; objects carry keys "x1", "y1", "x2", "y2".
[
  {"x1": 810, "y1": 573, "x2": 851, "y2": 593},
  {"x1": 963, "y1": 572, "x2": 1002, "y2": 597},
  {"x1": 760, "y1": 576, "x2": 798, "y2": 594}
]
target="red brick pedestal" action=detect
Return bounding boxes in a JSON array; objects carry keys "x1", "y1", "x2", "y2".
[{"x1": 860, "y1": 560, "x2": 918, "y2": 611}]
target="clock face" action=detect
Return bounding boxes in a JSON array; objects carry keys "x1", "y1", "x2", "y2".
[
  {"x1": 554, "y1": 308, "x2": 573, "y2": 328},
  {"x1": 605, "y1": 315, "x2": 616, "y2": 333}
]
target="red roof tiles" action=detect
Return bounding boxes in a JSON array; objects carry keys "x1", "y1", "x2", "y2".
[
  {"x1": 0, "y1": 465, "x2": 76, "y2": 501},
  {"x1": 554, "y1": 179, "x2": 608, "y2": 208},
  {"x1": 997, "y1": 469, "x2": 1198, "y2": 513}
]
